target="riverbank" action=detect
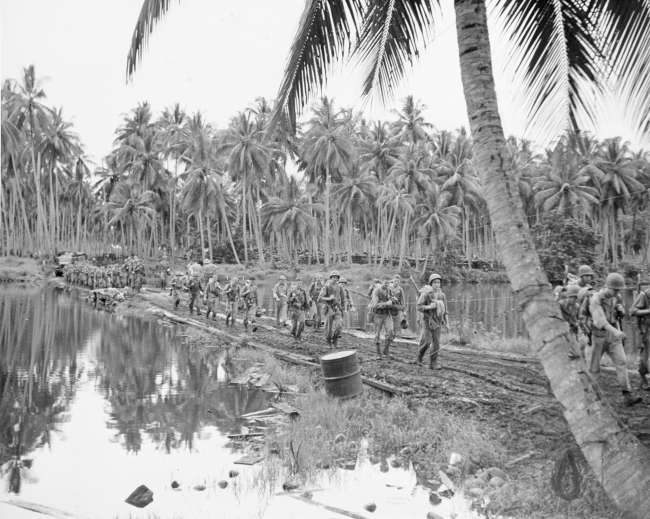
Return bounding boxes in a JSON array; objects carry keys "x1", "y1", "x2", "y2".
[
  {"x1": 107, "y1": 286, "x2": 631, "y2": 519},
  {"x1": 0, "y1": 256, "x2": 45, "y2": 284}
]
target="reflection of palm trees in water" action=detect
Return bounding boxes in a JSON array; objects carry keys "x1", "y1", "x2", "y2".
[
  {"x1": 95, "y1": 319, "x2": 268, "y2": 453},
  {"x1": 0, "y1": 288, "x2": 98, "y2": 493}
]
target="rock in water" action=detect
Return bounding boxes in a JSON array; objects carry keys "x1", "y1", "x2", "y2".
[
  {"x1": 228, "y1": 470, "x2": 239, "y2": 478},
  {"x1": 125, "y1": 485, "x2": 153, "y2": 508},
  {"x1": 364, "y1": 503, "x2": 377, "y2": 512},
  {"x1": 171, "y1": 480, "x2": 180, "y2": 489},
  {"x1": 218, "y1": 480, "x2": 228, "y2": 489}
]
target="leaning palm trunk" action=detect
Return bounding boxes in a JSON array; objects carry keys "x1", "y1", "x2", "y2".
[
  {"x1": 324, "y1": 164, "x2": 331, "y2": 267},
  {"x1": 455, "y1": 1, "x2": 650, "y2": 515}
]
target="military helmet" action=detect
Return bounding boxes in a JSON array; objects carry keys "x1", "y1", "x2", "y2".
[
  {"x1": 605, "y1": 272, "x2": 625, "y2": 290},
  {"x1": 339, "y1": 277, "x2": 348, "y2": 284},
  {"x1": 429, "y1": 273, "x2": 442, "y2": 283},
  {"x1": 578, "y1": 265, "x2": 595, "y2": 277},
  {"x1": 566, "y1": 284, "x2": 580, "y2": 297},
  {"x1": 330, "y1": 270, "x2": 340, "y2": 279},
  {"x1": 279, "y1": 275, "x2": 287, "y2": 281}
]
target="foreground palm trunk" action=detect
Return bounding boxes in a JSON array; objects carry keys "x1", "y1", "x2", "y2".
[{"x1": 454, "y1": 0, "x2": 650, "y2": 515}]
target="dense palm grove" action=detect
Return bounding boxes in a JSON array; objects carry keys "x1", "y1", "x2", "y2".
[{"x1": 2, "y1": 66, "x2": 649, "y2": 268}]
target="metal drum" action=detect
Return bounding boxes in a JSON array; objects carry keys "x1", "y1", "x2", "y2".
[{"x1": 320, "y1": 350, "x2": 362, "y2": 399}]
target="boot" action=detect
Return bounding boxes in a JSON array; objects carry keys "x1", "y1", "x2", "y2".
[
  {"x1": 640, "y1": 376, "x2": 650, "y2": 391},
  {"x1": 429, "y1": 355, "x2": 441, "y2": 370},
  {"x1": 382, "y1": 340, "x2": 390, "y2": 356},
  {"x1": 623, "y1": 390, "x2": 642, "y2": 407},
  {"x1": 376, "y1": 342, "x2": 382, "y2": 356},
  {"x1": 417, "y1": 346, "x2": 427, "y2": 365}
]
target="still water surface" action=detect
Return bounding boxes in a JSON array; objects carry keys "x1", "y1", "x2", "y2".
[{"x1": 0, "y1": 287, "x2": 485, "y2": 519}]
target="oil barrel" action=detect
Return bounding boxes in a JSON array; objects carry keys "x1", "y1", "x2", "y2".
[{"x1": 320, "y1": 350, "x2": 362, "y2": 398}]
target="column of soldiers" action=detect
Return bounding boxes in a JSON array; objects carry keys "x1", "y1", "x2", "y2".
[
  {"x1": 558, "y1": 264, "x2": 649, "y2": 407},
  {"x1": 63, "y1": 256, "x2": 145, "y2": 291}
]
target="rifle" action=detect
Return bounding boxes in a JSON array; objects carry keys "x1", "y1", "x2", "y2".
[{"x1": 409, "y1": 275, "x2": 420, "y2": 292}]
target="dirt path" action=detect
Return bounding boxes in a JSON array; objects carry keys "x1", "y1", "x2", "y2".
[{"x1": 132, "y1": 287, "x2": 650, "y2": 464}]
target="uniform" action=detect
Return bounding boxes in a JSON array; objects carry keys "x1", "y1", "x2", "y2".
[
  {"x1": 170, "y1": 277, "x2": 181, "y2": 309},
  {"x1": 187, "y1": 277, "x2": 203, "y2": 315},
  {"x1": 371, "y1": 283, "x2": 396, "y2": 355},
  {"x1": 559, "y1": 286, "x2": 582, "y2": 358},
  {"x1": 416, "y1": 283, "x2": 447, "y2": 369},
  {"x1": 204, "y1": 278, "x2": 221, "y2": 320},
  {"x1": 224, "y1": 279, "x2": 240, "y2": 327},
  {"x1": 631, "y1": 287, "x2": 650, "y2": 388},
  {"x1": 288, "y1": 285, "x2": 310, "y2": 339},
  {"x1": 389, "y1": 281, "x2": 407, "y2": 333},
  {"x1": 273, "y1": 278, "x2": 289, "y2": 325},
  {"x1": 339, "y1": 279, "x2": 354, "y2": 329},
  {"x1": 318, "y1": 278, "x2": 345, "y2": 347},
  {"x1": 241, "y1": 281, "x2": 259, "y2": 331},
  {"x1": 589, "y1": 287, "x2": 632, "y2": 392},
  {"x1": 308, "y1": 278, "x2": 324, "y2": 327}
]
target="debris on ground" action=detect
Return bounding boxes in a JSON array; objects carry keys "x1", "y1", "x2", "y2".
[
  {"x1": 218, "y1": 480, "x2": 228, "y2": 489},
  {"x1": 125, "y1": 485, "x2": 153, "y2": 508}
]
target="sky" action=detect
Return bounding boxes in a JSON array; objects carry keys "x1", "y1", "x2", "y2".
[{"x1": 2, "y1": 0, "x2": 648, "y2": 167}]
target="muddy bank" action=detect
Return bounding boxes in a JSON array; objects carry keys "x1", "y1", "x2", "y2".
[
  {"x1": 0, "y1": 256, "x2": 46, "y2": 284},
  {"x1": 81, "y1": 286, "x2": 633, "y2": 518}
]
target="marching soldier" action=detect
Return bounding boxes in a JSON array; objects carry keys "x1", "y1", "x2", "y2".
[
  {"x1": 187, "y1": 274, "x2": 203, "y2": 315},
  {"x1": 339, "y1": 278, "x2": 355, "y2": 329},
  {"x1": 416, "y1": 273, "x2": 448, "y2": 369},
  {"x1": 370, "y1": 278, "x2": 397, "y2": 357},
  {"x1": 308, "y1": 274, "x2": 325, "y2": 328},
  {"x1": 630, "y1": 279, "x2": 650, "y2": 390},
  {"x1": 389, "y1": 275, "x2": 407, "y2": 333},
  {"x1": 318, "y1": 271, "x2": 345, "y2": 348},
  {"x1": 170, "y1": 274, "x2": 181, "y2": 309},
  {"x1": 204, "y1": 275, "x2": 220, "y2": 320},
  {"x1": 273, "y1": 275, "x2": 289, "y2": 326},
  {"x1": 241, "y1": 276, "x2": 259, "y2": 332},
  {"x1": 589, "y1": 273, "x2": 642, "y2": 406},
  {"x1": 287, "y1": 280, "x2": 310, "y2": 340},
  {"x1": 559, "y1": 284, "x2": 581, "y2": 359},
  {"x1": 224, "y1": 276, "x2": 240, "y2": 327}
]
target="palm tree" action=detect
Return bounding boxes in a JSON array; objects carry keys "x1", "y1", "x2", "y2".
[
  {"x1": 387, "y1": 143, "x2": 434, "y2": 196},
  {"x1": 414, "y1": 186, "x2": 461, "y2": 267},
  {"x1": 127, "y1": 2, "x2": 650, "y2": 513},
  {"x1": 219, "y1": 112, "x2": 269, "y2": 264},
  {"x1": 533, "y1": 140, "x2": 599, "y2": 218},
  {"x1": 391, "y1": 95, "x2": 432, "y2": 145},
  {"x1": 358, "y1": 120, "x2": 399, "y2": 181},
  {"x1": 300, "y1": 97, "x2": 353, "y2": 266},
  {"x1": 107, "y1": 180, "x2": 157, "y2": 255},
  {"x1": 65, "y1": 157, "x2": 91, "y2": 249}
]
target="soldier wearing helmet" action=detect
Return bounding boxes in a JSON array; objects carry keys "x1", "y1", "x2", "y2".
[
  {"x1": 389, "y1": 275, "x2": 407, "y2": 333},
  {"x1": 630, "y1": 277, "x2": 650, "y2": 390},
  {"x1": 187, "y1": 274, "x2": 203, "y2": 316},
  {"x1": 287, "y1": 280, "x2": 310, "y2": 340},
  {"x1": 273, "y1": 275, "x2": 289, "y2": 326},
  {"x1": 590, "y1": 273, "x2": 641, "y2": 406},
  {"x1": 416, "y1": 273, "x2": 448, "y2": 369},
  {"x1": 338, "y1": 278, "x2": 355, "y2": 330},
  {"x1": 318, "y1": 271, "x2": 345, "y2": 347},
  {"x1": 240, "y1": 276, "x2": 259, "y2": 332},
  {"x1": 308, "y1": 274, "x2": 325, "y2": 328},
  {"x1": 559, "y1": 284, "x2": 581, "y2": 356},
  {"x1": 224, "y1": 276, "x2": 240, "y2": 327},
  {"x1": 369, "y1": 278, "x2": 397, "y2": 356}
]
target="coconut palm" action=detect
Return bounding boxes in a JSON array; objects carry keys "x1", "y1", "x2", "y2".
[
  {"x1": 414, "y1": 186, "x2": 461, "y2": 261},
  {"x1": 358, "y1": 120, "x2": 399, "y2": 181},
  {"x1": 300, "y1": 97, "x2": 354, "y2": 266},
  {"x1": 107, "y1": 180, "x2": 157, "y2": 255},
  {"x1": 102, "y1": 1, "x2": 650, "y2": 511},
  {"x1": 65, "y1": 157, "x2": 92, "y2": 249},
  {"x1": 387, "y1": 143, "x2": 434, "y2": 196},
  {"x1": 391, "y1": 95, "x2": 432, "y2": 144}
]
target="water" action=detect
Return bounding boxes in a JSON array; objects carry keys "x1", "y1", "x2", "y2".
[{"x1": 0, "y1": 287, "x2": 485, "y2": 519}]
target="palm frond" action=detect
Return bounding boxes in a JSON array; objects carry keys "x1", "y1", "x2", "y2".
[
  {"x1": 269, "y1": 0, "x2": 363, "y2": 134},
  {"x1": 126, "y1": 0, "x2": 178, "y2": 79},
  {"x1": 355, "y1": 0, "x2": 439, "y2": 102}
]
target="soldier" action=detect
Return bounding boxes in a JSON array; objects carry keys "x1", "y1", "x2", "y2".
[
  {"x1": 224, "y1": 276, "x2": 240, "y2": 327},
  {"x1": 630, "y1": 280, "x2": 650, "y2": 390},
  {"x1": 204, "y1": 276, "x2": 220, "y2": 320},
  {"x1": 273, "y1": 275, "x2": 289, "y2": 326},
  {"x1": 389, "y1": 275, "x2": 407, "y2": 333},
  {"x1": 288, "y1": 280, "x2": 310, "y2": 340},
  {"x1": 559, "y1": 284, "x2": 581, "y2": 359},
  {"x1": 170, "y1": 274, "x2": 182, "y2": 309},
  {"x1": 318, "y1": 271, "x2": 345, "y2": 348},
  {"x1": 159, "y1": 267, "x2": 169, "y2": 290},
  {"x1": 187, "y1": 274, "x2": 203, "y2": 315},
  {"x1": 308, "y1": 274, "x2": 325, "y2": 328},
  {"x1": 241, "y1": 277, "x2": 259, "y2": 332},
  {"x1": 416, "y1": 273, "x2": 448, "y2": 369},
  {"x1": 589, "y1": 273, "x2": 642, "y2": 406},
  {"x1": 370, "y1": 278, "x2": 397, "y2": 357},
  {"x1": 339, "y1": 278, "x2": 355, "y2": 329}
]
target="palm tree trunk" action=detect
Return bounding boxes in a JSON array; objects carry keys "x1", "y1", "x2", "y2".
[
  {"x1": 347, "y1": 206, "x2": 353, "y2": 264},
  {"x1": 206, "y1": 213, "x2": 213, "y2": 261},
  {"x1": 454, "y1": 1, "x2": 650, "y2": 516},
  {"x1": 220, "y1": 203, "x2": 240, "y2": 265},
  {"x1": 398, "y1": 214, "x2": 409, "y2": 269},
  {"x1": 242, "y1": 176, "x2": 248, "y2": 264},
  {"x1": 379, "y1": 209, "x2": 397, "y2": 266},
  {"x1": 324, "y1": 164, "x2": 331, "y2": 267},
  {"x1": 75, "y1": 196, "x2": 82, "y2": 249},
  {"x1": 254, "y1": 184, "x2": 266, "y2": 264}
]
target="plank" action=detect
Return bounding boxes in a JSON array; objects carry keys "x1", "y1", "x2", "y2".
[{"x1": 234, "y1": 454, "x2": 265, "y2": 465}]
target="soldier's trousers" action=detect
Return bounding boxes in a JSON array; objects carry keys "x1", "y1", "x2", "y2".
[
  {"x1": 290, "y1": 309, "x2": 306, "y2": 338},
  {"x1": 590, "y1": 329, "x2": 631, "y2": 391},
  {"x1": 189, "y1": 293, "x2": 200, "y2": 314},
  {"x1": 244, "y1": 305, "x2": 257, "y2": 330},
  {"x1": 226, "y1": 300, "x2": 237, "y2": 325},
  {"x1": 418, "y1": 323, "x2": 441, "y2": 366},
  {"x1": 205, "y1": 298, "x2": 216, "y2": 319},
  {"x1": 374, "y1": 312, "x2": 394, "y2": 353},
  {"x1": 276, "y1": 298, "x2": 288, "y2": 324},
  {"x1": 324, "y1": 308, "x2": 342, "y2": 345},
  {"x1": 639, "y1": 327, "x2": 650, "y2": 379},
  {"x1": 312, "y1": 300, "x2": 323, "y2": 327}
]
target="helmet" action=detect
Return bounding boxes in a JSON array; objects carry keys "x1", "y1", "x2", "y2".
[
  {"x1": 605, "y1": 273, "x2": 625, "y2": 290},
  {"x1": 578, "y1": 265, "x2": 595, "y2": 277},
  {"x1": 565, "y1": 284, "x2": 580, "y2": 297},
  {"x1": 393, "y1": 274, "x2": 401, "y2": 281},
  {"x1": 279, "y1": 275, "x2": 287, "y2": 281},
  {"x1": 329, "y1": 270, "x2": 340, "y2": 279},
  {"x1": 339, "y1": 277, "x2": 348, "y2": 284},
  {"x1": 429, "y1": 273, "x2": 442, "y2": 283}
]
